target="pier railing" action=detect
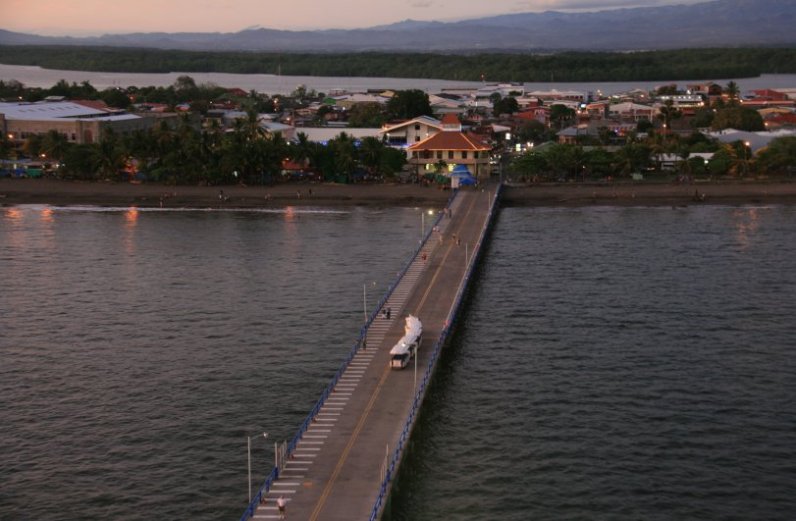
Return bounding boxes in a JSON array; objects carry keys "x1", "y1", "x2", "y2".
[
  {"x1": 367, "y1": 184, "x2": 502, "y2": 521},
  {"x1": 238, "y1": 192, "x2": 456, "y2": 521}
]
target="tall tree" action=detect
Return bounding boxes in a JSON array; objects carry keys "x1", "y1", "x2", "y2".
[
  {"x1": 549, "y1": 104, "x2": 576, "y2": 130},
  {"x1": 725, "y1": 81, "x2": 740, "y2": 105},
  {"x1": 657, "y1": 99, "x2": 681, "y2": 131},
  {"x1": 358, "y1": 136, "x2": 385, "y2": 175},
  {"x1": 613, "y1": 142, "x2": 651, "y2": 177},
  {"x1": 94, "y1": 129, "x2": 126, "y2": 180},
  {"x1": 40, "y1": 130, "x2": 70, "y2": 162},
  {"x1": 347, "y1": 103, "x2": 387, "y2": 128},
  {"x1": 327, "y1": 133, "x2": 357, "y2": 182},
  {"x1": 290, "y1": 132, "x2": 314, "y2": 167},
  {"x1": 0, "y1": 132, "x2": 14, "y2": 159},
  {"x1": 756, "y1": 136, "x2": 796, "y2": 176},
  {"x1": 711, "y1": 106, "x2": 764, "y2": 131},
  {"x1": 386, "y1": 90, "x2": 432, "y2": 120},
  {"x1": 493, "y1": 96, "x2": 519, "y2": 116}
]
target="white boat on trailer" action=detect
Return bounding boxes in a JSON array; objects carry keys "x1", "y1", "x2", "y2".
[{"x1": 389, "y1": 315, "x2": 423, "y2": 369}]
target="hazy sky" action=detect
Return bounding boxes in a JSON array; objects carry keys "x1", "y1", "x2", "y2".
[{"x1": 2, "y1": 0, "x2": 708, "y2": 35}]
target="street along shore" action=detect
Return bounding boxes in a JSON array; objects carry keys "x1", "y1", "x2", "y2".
[{"x1": 2, "y1": 178, "x2": 796, "y2": 209}]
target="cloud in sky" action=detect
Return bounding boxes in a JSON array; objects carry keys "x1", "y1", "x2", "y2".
[{"x1": 0, "y1": 0, "x2": 711, "y2": 35}]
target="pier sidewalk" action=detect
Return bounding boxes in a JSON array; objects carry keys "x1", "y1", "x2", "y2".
[{"x1": 251, "y1": 186, "x2": 496, "y2": 521}]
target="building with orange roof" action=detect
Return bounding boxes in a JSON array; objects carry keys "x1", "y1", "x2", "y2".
[{"x1": 407, "y1": 114, "x2": 492, "y2": 181}]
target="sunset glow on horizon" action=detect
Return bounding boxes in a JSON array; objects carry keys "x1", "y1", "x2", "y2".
[{"x1": 1, "y1": 0, "x2": 709, "y2": 36}]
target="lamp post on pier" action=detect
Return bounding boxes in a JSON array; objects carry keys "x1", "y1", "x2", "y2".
[
  {"x1": 420, "y1": 208, "x2": 436, "y2": 243},
  {"x1": 248, "y1": 432, "x2": 268, "y2": 503}
]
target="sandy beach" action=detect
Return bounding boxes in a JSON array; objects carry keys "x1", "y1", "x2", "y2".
[{"x1": 1, "y1": 178, "x2": 796, "y2": 209}]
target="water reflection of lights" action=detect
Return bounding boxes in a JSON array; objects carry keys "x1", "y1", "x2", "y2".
[
  {"x1": 125, "y1": 207, "x2": 139, "y2": 225},
  {"x1": 40, "y1": 207, "x2": 54, "y2": 222},
  {"x1": 5, "y1": 207, "x2": 23, "y2": 220},
  {"x1": 733, "y1": 207, "x2": 760, "y2": 250}
]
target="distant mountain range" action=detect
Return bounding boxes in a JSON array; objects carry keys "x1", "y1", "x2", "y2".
[{"x1": 1, "y1": 0, "x2": 794, "y2": 53}]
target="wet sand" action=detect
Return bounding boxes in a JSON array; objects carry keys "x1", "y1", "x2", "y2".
[{"x1": 1, "y1": 179, "x2": 795, "y2": 209}]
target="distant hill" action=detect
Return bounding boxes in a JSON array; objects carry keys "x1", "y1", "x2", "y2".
[{"x1": 1, "y1": 0, "x2": 795, "y2": 52}]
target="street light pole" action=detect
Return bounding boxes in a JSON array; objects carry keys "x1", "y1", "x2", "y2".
[{"x1": 248, "y1": 432, "x2": 268, "y2": 504}]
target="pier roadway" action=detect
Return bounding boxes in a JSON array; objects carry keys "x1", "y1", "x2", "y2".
[{"x1": 252, "y1": 187, "x2": 496, "y2": 521}]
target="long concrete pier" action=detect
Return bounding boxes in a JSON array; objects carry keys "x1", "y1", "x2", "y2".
[{"x1": 240, "y1": 185, "x2": 500, "y2": 521}]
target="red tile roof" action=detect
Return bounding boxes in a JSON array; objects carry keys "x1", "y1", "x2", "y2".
[
  {"x1": 408, "y1": 131, "x2": 490, "y2": 151},
  {"x1": 440, "y1": 113, "x2": 460, "y2": 126}
]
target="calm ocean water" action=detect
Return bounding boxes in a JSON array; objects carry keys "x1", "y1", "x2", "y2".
[
  {"x1": 0, "y1": 204, "x2": 427, "y2": 520},
  {"x1": 2, "y1": 203, "x2": 795, "y2": 520},
  {"x1": 389, "y1": 205, "x2": 796, "y2": 521}
]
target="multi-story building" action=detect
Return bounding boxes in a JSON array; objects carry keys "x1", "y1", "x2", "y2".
[{"x1": 406, "y1": 114, "x2": 492, "y2": 180}]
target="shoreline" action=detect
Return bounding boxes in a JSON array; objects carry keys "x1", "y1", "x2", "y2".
[{"x1": 2, "y1": 178, "x2": 796, "y2": 209}]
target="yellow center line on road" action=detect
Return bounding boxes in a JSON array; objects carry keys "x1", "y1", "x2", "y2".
[
  {"x1": 414, "y1": 192, "x2": 480, "y2": 314},
  {"x1": 308, "y1": 191, "x2": 485, "y2": 521}
]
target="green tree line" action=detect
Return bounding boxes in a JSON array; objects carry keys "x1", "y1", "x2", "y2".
[
  {"x1": 2, "y1": 46, "x2": 796, "y2": 82},
  {"x1": 3, "y1": 113, "x2": 407, "y2": 184},
  {"x1": 509, "y1": 131, "x2": 796, "y2": 181}
]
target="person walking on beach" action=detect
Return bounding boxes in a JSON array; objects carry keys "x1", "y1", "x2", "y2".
[{"x1": 277, "y1": 496, "x2": 286, "y2": 519}]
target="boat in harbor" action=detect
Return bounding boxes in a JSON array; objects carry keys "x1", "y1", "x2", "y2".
[{"x1": 389, "y1": 315, "x2": 422, "y2": 369}]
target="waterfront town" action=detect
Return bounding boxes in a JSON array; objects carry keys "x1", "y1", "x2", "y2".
[{"x1": 2, "y1": 76, "x2": 796, "y2": 186}]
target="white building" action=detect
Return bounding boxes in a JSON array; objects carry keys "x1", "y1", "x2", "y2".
[
  {"x1": 379, "y1": 115, "x2": 444, "y2": 147},
  {"x1": 1, "y1": 100, "x2": 150, "y2": 145}
]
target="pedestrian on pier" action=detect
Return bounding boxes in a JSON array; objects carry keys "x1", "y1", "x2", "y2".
[
  {"x1": 277, "y1": 496, "x2": 286, "y2": 519},
  {"x1": 387, "y1": 307, "x2": 392, "y2": 319}
]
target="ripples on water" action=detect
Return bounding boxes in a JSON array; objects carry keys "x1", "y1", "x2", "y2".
[
  {"x1": 0, "y1": 204, "x2": 427, "y2": 520},
  {"x1": 3, "y1": 204, "x2": 796, "y2": 520},
  {"x1": 389, "y1": 205, "x2": 796, "y2": 521}
]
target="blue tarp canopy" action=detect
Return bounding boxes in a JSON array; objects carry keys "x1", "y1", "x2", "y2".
[{"x1": 450, "y1": 164, "x2": 477, "y2": 185}]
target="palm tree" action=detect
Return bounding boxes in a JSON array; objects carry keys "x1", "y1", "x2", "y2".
[
  {"x1": 614, "y1": 142, "x2": 651, "y2": 178},
  {"x1": 200, "y1": 119, "x2": 224, "y2": 184},
  {"x1": 41, "y1": 130, "x2": 70, "y2": 163},
  {"x1": 94, "y1": 129, "x2": 126, "y2": 180},
  {"x1": 358, "y1": 136, "x2": 384, "y2": 176},
  {"x1": 657, "y1": 99, "x2": 681, "y2": 133},
  {"x1": 725, "y1": 81, "x2": 740, "y2": 106},
  {"x1": 0, "y1": 132, "x2": 13, "y2": 160},
  {"x1": 291, "y1": 132, "x2": 313, "y2": 168},
  {"x1": 328, "y1": 133, "x2": 357, "y2": 182}
]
